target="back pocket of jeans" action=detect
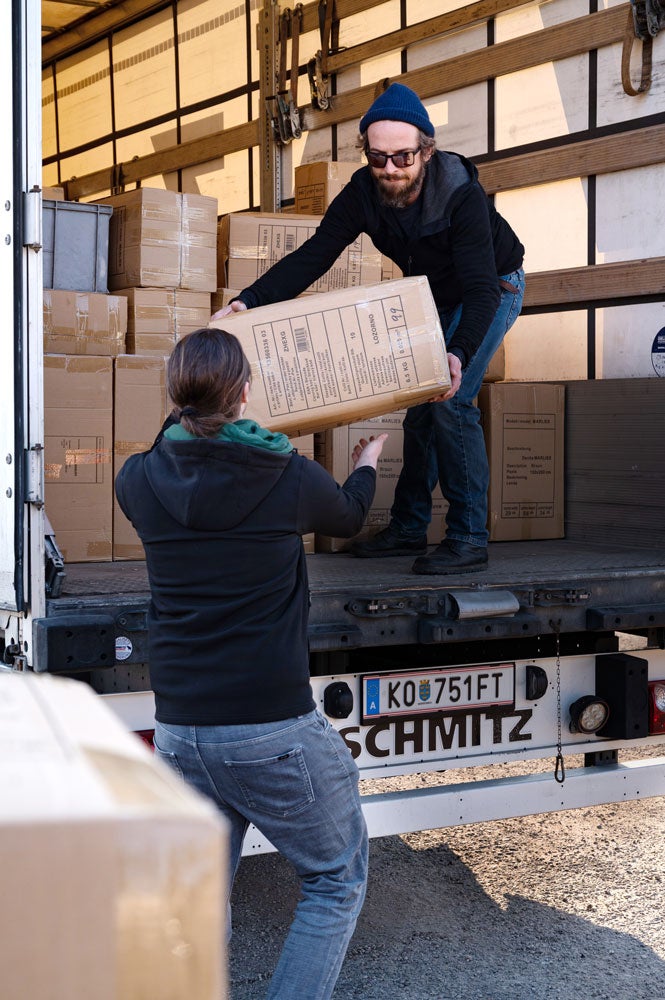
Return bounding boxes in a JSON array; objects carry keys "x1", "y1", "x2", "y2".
[
  {"x1": 153, "y1": 744, "x2": 184, "y2": 780},
  {"x1": 226, "y1": 746, "x2": 314, "y2": 817}
]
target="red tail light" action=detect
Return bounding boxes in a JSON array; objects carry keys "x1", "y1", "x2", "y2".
[{"x1": 648, "y1": 681, "x2": 665, "y2": 734}]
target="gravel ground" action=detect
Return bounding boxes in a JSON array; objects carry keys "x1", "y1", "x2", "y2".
[{"x1": 228, "y1": 777, "x2": 665, "y2": 1000}]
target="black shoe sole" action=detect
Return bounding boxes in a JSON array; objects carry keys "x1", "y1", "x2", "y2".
[{"x1": 411, "y1": 558, "x2": 488, "y2": 575}]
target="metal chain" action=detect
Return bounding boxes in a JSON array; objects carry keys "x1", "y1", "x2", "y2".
[{"x1": 551, "y1": 618, "x2": 566, "y2": 784}]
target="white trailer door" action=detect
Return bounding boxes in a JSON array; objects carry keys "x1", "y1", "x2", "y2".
[{"x1": 0, "y1": 0, "x2": 44, "y2": 618}]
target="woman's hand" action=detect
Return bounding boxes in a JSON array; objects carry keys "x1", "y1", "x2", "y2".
[{"x1": 351, "y1": 434, "x2": 388, "y2": 471}]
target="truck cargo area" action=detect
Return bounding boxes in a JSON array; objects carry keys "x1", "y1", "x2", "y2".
[{"x1": 32, "y1": 375, "x2": 664, "y2": 690}]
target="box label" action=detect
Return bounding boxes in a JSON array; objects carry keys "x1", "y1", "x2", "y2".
[
  {"x1": 251, "y1": 293, "x2": 422, "y2": 419},
  {"x1": 501, "y1": 412, "x2": 557, "y2": 518},
  {"x1": 45, "y1": 436, "x2": 108, "y2": 483}
]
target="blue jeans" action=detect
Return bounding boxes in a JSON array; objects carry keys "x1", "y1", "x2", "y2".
[
  {"x1": 154, "y1": 709, "x2": 368, "y2": 1000},
  {"x1": 391, "y1": 268, "x2": 525, "y2": 547}
]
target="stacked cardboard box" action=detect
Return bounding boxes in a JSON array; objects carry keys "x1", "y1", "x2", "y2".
[
  {"x1": 44, "y1": 355, "x2": 114, "y2": 562},
  {"x1": 217, "y1": 211, "x2": 382, "y2": 293},
  {"x1": 98, "y1": 188, "x2": 217, "y2": 293},
  {"x1": 293, "y1": 160, "x2": 359, "y2": 215},
  {"x1": 479, "y1": 381, "x2": 565, "y2": 540},
  {"x1": 118, "y1": 287, "x2": 211, "y2": 355},
  {"x1": 113, "y1": 356, "x2": 171, "y2": 559},
  {"x1": 96, "y1": 188, "x2": 216, "y2": 357},
  {"x1": 43, "y1": 290, "x2": 127, "y2": 357}
]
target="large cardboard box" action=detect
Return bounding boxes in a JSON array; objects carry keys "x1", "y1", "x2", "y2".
[
  {"x1": 315, "y1": 411, "x2": 449, "y2": 552},
  {"x1": 118, "y1": 287, "x2": 211, "y2": 355},
  {"x1": 113, "y1": 355, "x2": 171, "y2": 559},
  {"x1": 479, "y1": 382, "x2": 565, "y2": 541},
  {"x1": 181, "y1": 193, "x2": 218, "y2": 291},
  {"x1": 218, "y1": 211, "x2": 382, "y2": 293},
  {"x1": 43, "y1": 289, "x2": 127, "y2": 356},
  {"x1": 0, "y1": 672, "x2": 226, "y2": 1000},
  {"x1": 210, "y1": 276, "x2": 451, "y2": 437},
  {"x1": 44, "y1": 355, "x2": 113, "y2": 562},
  {"x1": 100, "y1": 188, "x2": 181, "y2": 290},
  {"x1": 99, "y1": 189, "x2": 217, "y2": 292},
  {"x1": 174, "y1": 289, "x2": 212, "y2": 339},
  {"x1": 294, "y1": 160, "x2": 359, "y2": 214}
]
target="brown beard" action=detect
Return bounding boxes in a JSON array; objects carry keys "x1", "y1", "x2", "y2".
[{"x1": 372, "y1": 157, "x2": 427, "y2": 208}]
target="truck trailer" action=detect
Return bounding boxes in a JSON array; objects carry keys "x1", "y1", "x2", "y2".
[{"x1": 3, "y1": 0, "x2": 665, "y2": 853}]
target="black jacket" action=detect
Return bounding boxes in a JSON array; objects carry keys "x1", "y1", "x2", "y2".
[
  {"x1": 237, "y1": 151, "x2": 524, "y2": 367},
  {"x1": 115, "y1": 434, "x2": 375, "y2": 725}
]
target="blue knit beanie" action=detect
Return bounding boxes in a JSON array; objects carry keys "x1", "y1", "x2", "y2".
[{"x1": 359, "y1": 83, "x2": 434, "y2": 137}]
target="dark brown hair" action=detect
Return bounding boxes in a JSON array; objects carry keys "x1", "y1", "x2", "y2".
[{"x1": 167, "y1": 328, "x2": 251, "y2": 437}]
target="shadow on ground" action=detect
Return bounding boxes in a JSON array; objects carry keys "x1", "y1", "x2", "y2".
[{"x1": 229, "y1": 832, "x2": 665, "y2": 1000}]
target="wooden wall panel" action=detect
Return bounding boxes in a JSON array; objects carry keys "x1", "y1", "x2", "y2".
[{"x1": 524, "y1": 259, "x2": 665, "y2": 308}]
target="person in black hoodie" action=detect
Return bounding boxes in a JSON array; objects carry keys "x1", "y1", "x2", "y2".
[
  {"x1": 213, "y1": 82, "x2": 525, "y2": 575},
  {"x1": 115, "y1": 327, "x2": 386, "y2": 1000}
]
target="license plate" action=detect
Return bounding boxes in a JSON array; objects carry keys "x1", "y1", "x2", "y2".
[{"x1": 361, "y1": 663, "x2": 515, "y2": 722}]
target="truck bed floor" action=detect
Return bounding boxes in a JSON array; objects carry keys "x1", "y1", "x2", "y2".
[{"x1": 57, "y1": 539, "x2": 665, "y2": 603}]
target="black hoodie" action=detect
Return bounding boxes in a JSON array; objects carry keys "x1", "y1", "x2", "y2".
[
  {"x1": 116, "y1": 433, "x2": 375, "y2": 725},
  {"x1": 235, "y1": 150, "x2": 524, "y2": 368}
]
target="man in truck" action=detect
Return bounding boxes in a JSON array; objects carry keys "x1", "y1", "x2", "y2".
[{"x1": 213, "y1": 82, "x2": 525, "y2": 574}]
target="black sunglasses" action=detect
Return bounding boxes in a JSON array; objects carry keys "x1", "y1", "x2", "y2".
[{"x1": 366, "y1": 148, "x2": 422, "y2": 168}]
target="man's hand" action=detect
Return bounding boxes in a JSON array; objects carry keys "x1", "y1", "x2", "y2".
[
  {"x1": 210, "y1": 299, "x2": 248, "y2": 322},
  {"x1": 352, "y1": 434, "x2": 388, "y2": 471},
  {"x1": 429, "y1": 352, "x2": 462, "y2": 402}
]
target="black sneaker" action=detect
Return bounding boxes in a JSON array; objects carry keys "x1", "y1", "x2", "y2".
[
  {"x1": 411, "y1": 539, "x2": 488, "y2": 575},
  {"x1": 350, "y1": 525, "x2": 428, "y2": 558}
]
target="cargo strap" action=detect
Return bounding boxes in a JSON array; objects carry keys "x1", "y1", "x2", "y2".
[
  {"x1": 318, "y1": 0, "x2": 339, "y2": 79},
  {"x1": 307, "y1": 0, "x2": 341, "y2": 110},
  {"x1": 272, "y1": 7, "x2": 303, "y2": 143},
  {"x1": 268, "y1": 6, "x2": 303, "y2": 144},
  {"x1": 621, "y1": 0, "x2": 665, "y2": 96},
  {"x1": 289, "y1": 5, "x2": 303, "y2": 138}
]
